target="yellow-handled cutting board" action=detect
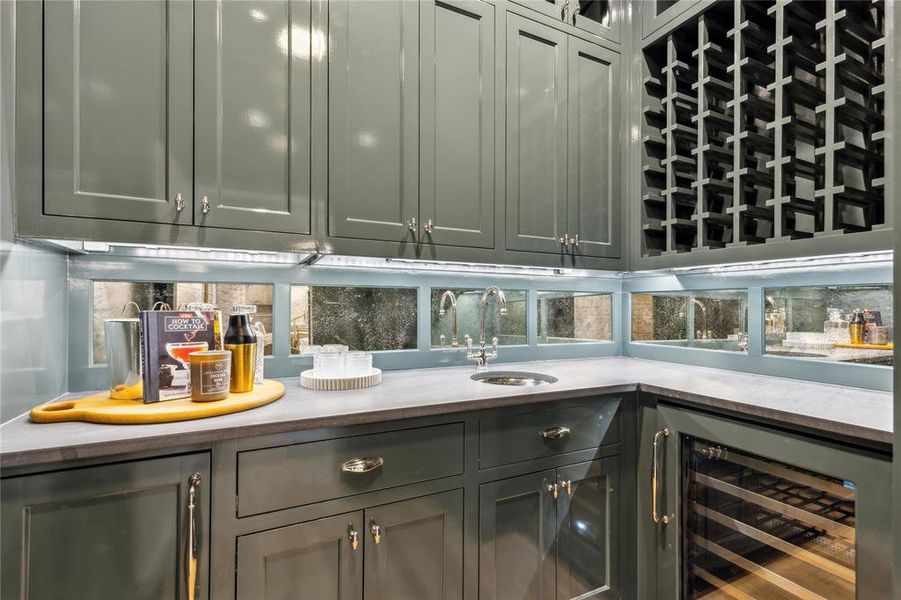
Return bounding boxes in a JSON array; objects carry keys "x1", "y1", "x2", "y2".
[{"x1": 31, "y1": 379, "x2": 285, "y2": 424}]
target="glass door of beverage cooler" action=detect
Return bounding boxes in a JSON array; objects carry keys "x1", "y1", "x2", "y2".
[{"x1": 648, "y1": 404, "x2": 892, "y2": 600}]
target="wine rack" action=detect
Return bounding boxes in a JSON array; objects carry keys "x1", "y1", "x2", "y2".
[{"x1": 640, "y1": 0, "x2": 887, "y2": 257}]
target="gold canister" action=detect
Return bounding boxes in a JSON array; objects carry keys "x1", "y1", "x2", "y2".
[
  {"x1": 189, "y1": 350, "x2": 231, "y2": 402},
  {"x1": 225, "y1": 342, "x2": 257, "y2": 393},
  {"x1": 849, "y1": 310, "x2": 866, "y2": 345}
]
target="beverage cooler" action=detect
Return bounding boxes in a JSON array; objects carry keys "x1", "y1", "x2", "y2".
[{"x1": 643, "y1": 404, "x2": 893, "y2": 600}]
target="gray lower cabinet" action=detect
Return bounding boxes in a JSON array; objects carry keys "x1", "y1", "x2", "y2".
[
  {"x1": 236, "y1": 490, "x2": 463, "y2": 600},
  {"x1": 0, "y1": 453, "x2": 210, "y2": 600},
  {"x1": 236, "y1": 512, "x2": 364, "y2": 600},
  {"x1": 419, "y1": 0, "x2": 496, "y2": 249},
  {"x1": 194, "y1": 0, "x2": 312, "y2": 234},
  {"x1": 327, "y1": 0, "x2": 419, "y2": 243},
  {"x1": 43, "y1": 0, "x2": 193, "y2": 224},
  {"x1": 479, "y1": 459, "x2": 621, "y2": 600},
  {"x1": 365, "y1": 490, "x2": 464, "y2": 600},
  {"x1": 505, "y1": 14, "x2": 622, "y2": 258}
]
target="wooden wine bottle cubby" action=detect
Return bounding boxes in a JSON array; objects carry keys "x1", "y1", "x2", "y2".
[{"x1": 641, "y1": 0, "x2": 887, "y2": 257}]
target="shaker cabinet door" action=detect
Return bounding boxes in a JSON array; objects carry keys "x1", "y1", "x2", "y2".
[
  {"x1": 328, "y1": 0, "x2": 419, "y2": 242},
  {"x1": 419, "y1": 0, "x2": 496, "y2": 249},
  {"x1": 0, "y1": 454, "x2": 210, "y2": 600},
  {"x1": 566, "y1": 39, "x2": 621, "y2": 258},
  {"x1": 236, "y1": 512, "x2": 364, "y2": 600},
  {"x1": 556, "y1": 458, "x2": 621, "y2": 600},
  {"x1": 43, "y1": 0, "x2": 192, "y2": 224},
  {"x1": 479, "y1": 471, "x2": 557, "y2": 600},
  {"x1": 364, "y1": 490, "x2": 464, "y2": 600},
  {"x1": 505, "y1": 15, "x2": 569, "y2": 254},
  {"x1": 194, "y1": 0, "x2": 312, "y2": 234}
]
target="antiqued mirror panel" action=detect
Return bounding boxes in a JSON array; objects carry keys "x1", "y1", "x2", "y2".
[
  {"x1": 537, "y1": 291, "x2": 613, "y2": 344},
  {"x1": 429, "y1": 289, "x2": 527, "y2": 349},
  {"x1": 92, "y1": 282, "x2": 274, "y2": 364},
  {"x1": 764, "y1": 284, "x2": 893, "y2": 366},
  {"x1": 291, "y1": 286, "x2": 417, "y2": 354},
  {"x1": 631, "y1": 290, "x2": 748, "y2": 352}
]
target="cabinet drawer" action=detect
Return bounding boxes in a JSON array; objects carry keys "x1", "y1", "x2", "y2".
[
  {"x1": 479, "y1": 398, "x2": 620, "y2": 469},
  {"x1": 237, "y1": 423, "x2": 464, "y2": 516}
]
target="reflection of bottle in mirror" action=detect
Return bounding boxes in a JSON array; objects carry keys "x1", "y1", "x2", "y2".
[
  {"x1": 225, "y1": 313, "x2": 257, "y2": 393},
  {"x1": 849, "y1": 310, "x2": 866, "y2": 345}
]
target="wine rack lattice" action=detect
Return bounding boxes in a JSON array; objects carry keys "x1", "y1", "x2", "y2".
[{"x1": 641, "y1": 0, "x2": 886, "y2": 257}]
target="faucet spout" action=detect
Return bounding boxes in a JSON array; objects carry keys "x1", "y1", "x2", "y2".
[
  {"x1": 438, "y1": 290, "x2": 459, "y2": 348},
  {"x1": 468, "y1": 286, "x2": 506, "y2": 370}
]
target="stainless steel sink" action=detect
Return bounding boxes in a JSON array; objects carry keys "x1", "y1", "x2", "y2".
[{"x1": 471, "y1": 371, "x2": 558, "y2": 386}]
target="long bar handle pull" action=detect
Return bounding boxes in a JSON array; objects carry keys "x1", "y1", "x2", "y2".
[
  {"x1": 652, "y1": 428, "x2": 670, "y2": 526},
  {"x1": 540, "y1": 426, "x2": 571, "y2": 440},
  {"x1": 340, "y1": 456, "x2": 384, "y2": 474},
  {"x1": 187, "y1": 472, "x2": 201, "y2": 600}
]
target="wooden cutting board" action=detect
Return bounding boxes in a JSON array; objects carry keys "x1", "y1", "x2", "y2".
[{"x1": 30, "y1": 379, "x2": 285, "y2": 424}]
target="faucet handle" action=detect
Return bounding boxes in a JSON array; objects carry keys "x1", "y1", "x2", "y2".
[
  {"x1": 489, "y1": 336, "x2": 499, "y2": 358},
  {"x1": 465, "y1": 334, "x2": 473, "y2": 353},
  {"x1": 439, "y1": 334, "x2": 447, "y2": 349}
]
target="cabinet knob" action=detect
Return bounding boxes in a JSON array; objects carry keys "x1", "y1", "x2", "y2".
[
  {"x1": 572, "y1": 234, "x2": 580, "y2": 247},
  {"x1": 200, "y1": 196, "x2": 210, "y2": 215},
  {"x1": 560, "y1": 480, "x2": 572, "y2": 496},
  {"x1": 424, "y1": 218, "x2": 434, "y2": 235},
  {"x1": 348, "y1": 526, "x2": 359, "y2": 551},
  {"x1": 407, "y1": 217, "x2": 417, "y2": 234},
  {"x1": 547, "y1": 482, "x2": 559, "y2": 499},
  {"x1": 370, "y1": 521, "x2": 382, "y2": 544},
  {"x1": 175, "y1": 193, "x2": 185, "y2": 212}
]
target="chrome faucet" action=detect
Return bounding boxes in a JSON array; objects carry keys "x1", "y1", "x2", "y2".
[
  {"x1": 467, "y1": 286, "x2": 507, "y2": 369},
  {"x1": 438, "y1": 290, "x2": 459, "y2": 349}
]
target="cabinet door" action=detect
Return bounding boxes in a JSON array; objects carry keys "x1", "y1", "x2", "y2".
[
  {"x1": 505, "y1": 15, "x2": 569, "y2": 254},
  {"x1": 566, "y1": 38, "x2": 621, "y2": 258},
  {"x1": 364, "y1": 489, "x2": 463, "y2": 600},
  {"x1": 328, "y1": 0, "x2": 419, "y2": 242},
  {"x1": 0, "y1": 454, "x2": 210, "y2": 600},
  {"x1": 194, "y1": 0, "x2": 311, "y2": 234},
  {"x1": 509, "y1": 0, "x2": 565, "y2": 21},
  {"x1": 420, "y1": 0, "x2": 495, "y2": 249},
  {"x1": 556, "y1": 457, "x2": 621, "y2": 600},
  {"x1": 236, "y1": 512, "x2": 363, "y2": 600},
  {"x1": 43, "y1": 0, "x2": 192, "y2": 224},
  {"x1": 479, "y1": 471, "x2": 557, "y2": 600}
]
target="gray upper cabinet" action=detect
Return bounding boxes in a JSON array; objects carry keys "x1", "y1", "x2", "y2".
[
  {"x1": 419, "y1": 0, "x2": 496, "y2": 249},
  {"x1": 328, "y1": 0, "x2": 419, "y2": 243},
  {"x1": 43, "y1": 0, "x2": 192, "y2": 224},
  {"x1": 194, "y1": 0, "x2": 312, "y2": 234},
  {"x1": 509, "y1": 0, "x2": 620, "y2": 44},
  {"x1": 480, "y1": 470, "x2": 558, "y2": 600},
  {"x1": 506, "y1": 15, "x2": 621, "y2": 258},
  {"x1": 505, "y1": 14, "x2": 569, "y2": 255},
  {"x1": 236, "y1": 511, "x2": 363, "y2": 600},
  {"x1": 365, "y1": 490, "x2": 464, "y2": 600},
  {"x1": 566, "y1": 38, "x2": 621, "y2": 258},
  {"x1": 0, "y1": 453, "x2": 210, "y2": 600}
]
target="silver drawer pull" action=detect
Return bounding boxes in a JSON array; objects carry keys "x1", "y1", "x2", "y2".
[
  {"x1": 652, "y1": 428, "x2": 670, "y2": 526},
  {"x1": 340, "y1": 456, "x2": 384, "y2": 474},
  {"x1": 540, "y1": 426, "x2": 571, "y2": 440}
]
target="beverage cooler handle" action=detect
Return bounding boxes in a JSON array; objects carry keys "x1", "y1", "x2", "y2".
[
  {"x1": 652, "y1": 428, "x2": 670, "y2": 525},
  {"x1": 187, "y1": 473, "x2": 201, "y2": 600}
]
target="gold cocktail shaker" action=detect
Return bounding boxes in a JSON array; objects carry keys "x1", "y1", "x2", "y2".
[
  {"x1": 225, "y1": 313, "x2": 257, "y2": 393},
  {"x1": 848, "y1": 309, "x2": 866, "y2": 345}
]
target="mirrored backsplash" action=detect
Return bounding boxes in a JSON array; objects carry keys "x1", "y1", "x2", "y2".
[
  {"x1": 291, "y1": 286, "x2": 417, "y2": 354},
  {"x1": 537, "y1": 291, "x2": 613, "y2": 344},
  {"x1": 92, "y1": 281, "x2": 274, "y2": 363},
  {"x1": 631, "y1": 290, "x2": 749, "y2": 352},
  {"x1": 764, "y1": 284, "x2": 893, "y2": 366},
  {"x1": 429, "y1": 288, "x2": 527, "y2": 349}
]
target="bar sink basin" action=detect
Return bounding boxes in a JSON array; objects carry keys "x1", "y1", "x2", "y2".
[{"x1": 470, "y1": 371, "x2": 558, "y2": 386}]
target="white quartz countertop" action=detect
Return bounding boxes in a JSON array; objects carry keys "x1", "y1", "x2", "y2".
[{"x1": 0, "y1": 357, "x2": 892, "y2": 469}]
